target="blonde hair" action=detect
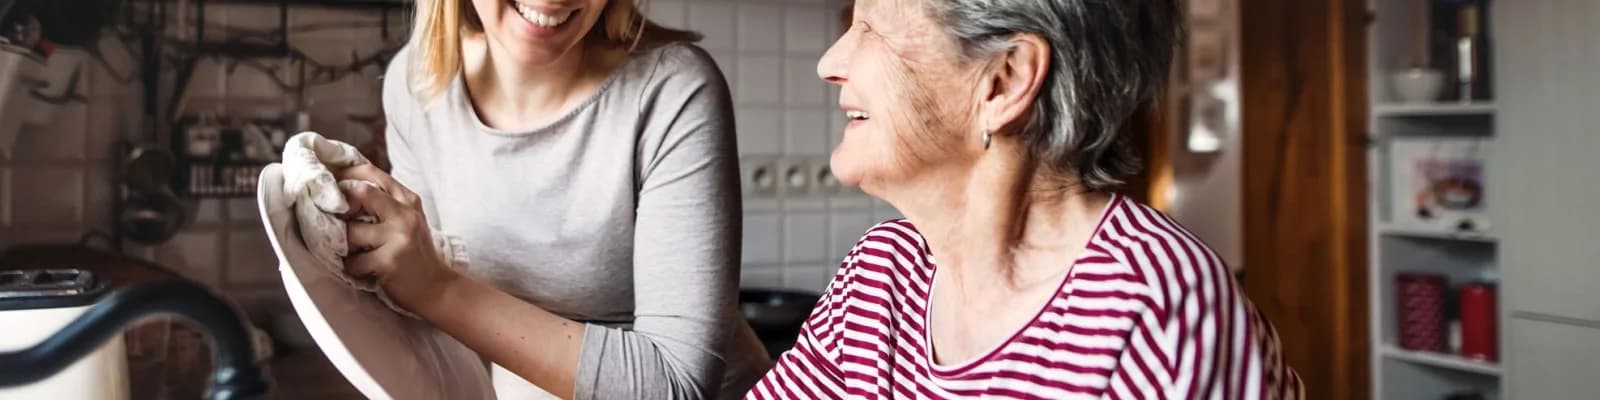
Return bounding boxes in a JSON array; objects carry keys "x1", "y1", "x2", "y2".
[{"x1": 406, "y1": 0, "x2": 701, "y2": 100}]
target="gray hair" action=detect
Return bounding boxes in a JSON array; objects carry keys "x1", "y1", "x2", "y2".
[{"x1": 922, "y1": 0, "x2": 1182, "y2": 191}]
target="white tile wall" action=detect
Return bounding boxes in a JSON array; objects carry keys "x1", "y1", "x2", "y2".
[
  {"x1": 735, "y1": 107, "x2": 783, "y2": 154},
  {"x1": 784, "y1": 109, "x2": 828, "y2": 156},
  {"x1": 735, "y1": 56, "x2": 783, "y2": 105},
  {"x1": 741, "y1": 214, "x2": 783, "y2": 265},
  {"x1": 646, "y1": 0, "x2": 688, "y2": 28},
  {"x1": 735, "y1": 4, "x2": 784, "y2": 52},
  {"x1": 783, "y1": 7, "x2": 830, "y2": 54},
  {"x1": 784, "y1": 56, "x2": 826, "y2": 107},
  {"x1": 687, "y1": 3, "x2": 737, "y2": 51},
  {"x1": 686, "y1": 0, "x2": 876, "y2": 293},
  {"x1": 740, "y1": 267, "x2": 783, "y2": 289}
]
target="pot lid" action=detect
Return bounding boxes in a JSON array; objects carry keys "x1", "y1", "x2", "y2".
[{"x1": 256, "y1": 164, "x2": 493, "y2": 400}]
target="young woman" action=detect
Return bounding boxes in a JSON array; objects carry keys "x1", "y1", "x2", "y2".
[{"x1": 334, "y1": 0, "x2": 769, "y2": 398}]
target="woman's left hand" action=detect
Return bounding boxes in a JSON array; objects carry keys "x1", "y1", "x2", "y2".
[{"x1": 335, "y1": 164, "x2": 458, "y2": 316}]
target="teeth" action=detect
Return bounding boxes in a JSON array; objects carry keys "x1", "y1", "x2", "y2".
[
  {"x1": 845, "y1": 110, "x2": 870, "y2": 120},
  {"x1": 514, "y1": 3, "x2": 573, "y2": 28}
]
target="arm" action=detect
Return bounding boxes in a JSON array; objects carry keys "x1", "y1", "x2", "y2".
[{"x1": 570, "y1": 44, "x2": 743, "y2": 399}]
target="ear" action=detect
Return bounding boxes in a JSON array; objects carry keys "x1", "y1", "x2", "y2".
[{"x1": 977, "y1": 33, "x2": 1050, "y2": 136}]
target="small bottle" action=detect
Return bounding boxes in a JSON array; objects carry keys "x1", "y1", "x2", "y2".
[{"x1": 1454, "y1": 5, "x2": 1482, "y2": 102}]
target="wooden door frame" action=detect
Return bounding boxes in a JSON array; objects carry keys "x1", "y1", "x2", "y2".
[{"x1": 1237, "y1": 0, "x2": 1371, "y2": 398}]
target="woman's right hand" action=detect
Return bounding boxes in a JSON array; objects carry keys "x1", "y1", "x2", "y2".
[{"x1": 337, "y1": 164, "x2": 462, "y2": 316}]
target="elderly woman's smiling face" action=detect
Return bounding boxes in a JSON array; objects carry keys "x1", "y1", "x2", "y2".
[{"x1": 818, "y1": 0, "x2": 988, "y2": 194}]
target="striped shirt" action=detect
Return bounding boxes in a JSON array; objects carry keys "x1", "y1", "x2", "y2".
[{"x1": 747, "y1": 195, "x2": 1303, "y2": 399}]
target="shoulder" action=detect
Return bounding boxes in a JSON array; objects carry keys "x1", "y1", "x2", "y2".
[
  {"x1": 842, "y1": 219, "x2": 930, "y2": 276},
  {"x1": 622, "y1": 42, "x2": 728, "y2": 106},
  {"x1": 638, "y1": 41, "x2": 725, "y2": 85},
  {"x1": 381, "y1": 45, "x2": 425, "y2": 115},
  {"x1": 796, "y1": 219, "x2": 925, "y2": 354},
  {"x1": 1092, "y1": 197, "x2": 1235, "y2": 315}
]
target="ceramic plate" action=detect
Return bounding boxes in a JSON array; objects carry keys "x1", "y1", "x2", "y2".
[{"x1": 256, "y1": 164, "x2": 493, "y2": 400}]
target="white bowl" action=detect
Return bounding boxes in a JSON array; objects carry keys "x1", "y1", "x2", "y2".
[{"x1": 1392, "y1": 69, "x2": 1445, "y2": 103}]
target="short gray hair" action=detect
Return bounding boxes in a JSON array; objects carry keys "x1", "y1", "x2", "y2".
[{"x1": 922, "y1": 0, "x2": 1182, "y2": 191}]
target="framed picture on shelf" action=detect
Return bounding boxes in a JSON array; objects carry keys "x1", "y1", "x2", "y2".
[{"x1": 1389, "y1": 138, "x2": 1491, "y2": 232}]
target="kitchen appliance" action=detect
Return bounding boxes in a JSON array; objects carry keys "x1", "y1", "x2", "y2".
[
  {"x1": 0, "y1": 278, "x2": 269, "y2": 399},
  {"x1": 0, "y1": 268, "x2": 127, "y2": 399}
]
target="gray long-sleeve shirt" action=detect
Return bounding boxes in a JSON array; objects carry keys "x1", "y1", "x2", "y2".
[{"x1": 381, "y1": 42, "x2": 769, "y2": 399}]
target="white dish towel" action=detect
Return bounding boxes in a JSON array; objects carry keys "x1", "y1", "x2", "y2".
[{"x1": 281, "y1": 131, "x2": 468, "y2": 318}]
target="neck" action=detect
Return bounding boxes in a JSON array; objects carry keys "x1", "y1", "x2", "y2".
[
  {"x1": 463, "y1": 35, "x2": 603, "y2": 123},
  {"x1": 885, "y1": 145, "x2": 1111, "y2": 293}
]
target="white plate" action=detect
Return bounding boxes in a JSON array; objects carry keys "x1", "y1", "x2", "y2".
[{"x1": 257, "y1": 164, "x2": 494, "y2": 400}]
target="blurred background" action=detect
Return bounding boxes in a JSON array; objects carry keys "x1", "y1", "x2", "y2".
[{"x1": 0, "y1": 0, "x2": 1592, "y2": 398}]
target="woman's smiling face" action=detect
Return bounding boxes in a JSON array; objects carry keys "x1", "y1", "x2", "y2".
[
  {"x1": 472, "y1": 0, "x2": 611, "y2": 66},
  {"x1": 816, "y1": 0, "x2": 987, "y2": 195}
]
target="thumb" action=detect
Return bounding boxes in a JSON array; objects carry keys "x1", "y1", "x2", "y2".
[{"x1": 308, "y1": 132, "x2": 370, "y2": 168}]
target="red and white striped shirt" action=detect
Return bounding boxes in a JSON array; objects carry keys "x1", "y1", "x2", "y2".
[{"x1": 748, "y1": 195, "x2": 1303, "y2": 399}]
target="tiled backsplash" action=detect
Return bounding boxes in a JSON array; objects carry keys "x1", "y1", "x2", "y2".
[
  {"x1": 3, "y1": 0, "x2": 893, "y2": 302},
  {"x1": 652, "y1": 0, "x2": 904, "y2": 292}
]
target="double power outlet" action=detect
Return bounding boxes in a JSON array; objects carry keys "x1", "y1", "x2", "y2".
[{"x1": 740, "y1": 155, "x2": 856, "y2": 198}]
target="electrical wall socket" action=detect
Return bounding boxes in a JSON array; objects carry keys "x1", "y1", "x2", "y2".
[
  {"x1": 777, "y1": 157, "x2": 812, "y2": 196},
  {"x1": 808, "y1": 156, "x2": 841, "y2": 195},
  {"x1": 741, "y1": 156, "x2": 779, "y2": 198}
]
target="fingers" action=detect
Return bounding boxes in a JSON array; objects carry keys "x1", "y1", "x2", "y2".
[
  {"x1": 341, "y1": 179, "x2": 404, "y2": 221},
  {"x1": 335, "y1": 164, "x2": 420, "y2": 207},
  {"x1": 344, "y1": 250, "x2": 383, "y2": 282},
  {"x1": 347, "y1": 221, "x2": 386, "y2": 252}
]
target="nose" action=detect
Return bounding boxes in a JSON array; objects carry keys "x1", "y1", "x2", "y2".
[{"x1": 817, "y1": 29, "x2": 852, "y2": 86}]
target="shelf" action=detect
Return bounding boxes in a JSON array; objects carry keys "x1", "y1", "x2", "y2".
[
  {"x1": 1374, "y1": 102, "x2": 1496, "y2": 117},
  {"x1": 1380, "y1": 345, "x2": 1502, "y2": 376},
  {"x1": 1378, "y1": 223, "x2": 1497, "y2": 243}
]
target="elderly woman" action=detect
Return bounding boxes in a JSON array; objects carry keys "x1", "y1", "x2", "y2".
[{"x1": 749, "y1": 0, "x2": 1301, "y2": 398}]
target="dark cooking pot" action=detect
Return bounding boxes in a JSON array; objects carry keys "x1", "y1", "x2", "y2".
[{"x1": 738, "y1": 289, "x2": 820, "y2": 360}]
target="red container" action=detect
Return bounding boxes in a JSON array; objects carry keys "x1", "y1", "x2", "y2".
[
  {"x1": 1459, "y1": 283, "x2": 1498, "y2": 361},
  {"x1": 1396, "y1": 273, "x2": 1448, "y2": 352}
]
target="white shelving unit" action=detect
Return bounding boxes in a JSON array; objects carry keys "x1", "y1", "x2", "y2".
[
  {"x1": 1366, "y1": 1, "x2": 1502, "y2": 399},
  {"x1": 1373, "y1": 102, "x2": 1497, "y2": 117},
  {"x1": 1377, "y1": 223, "x2": 1497, "y2": 243},
  {"x1": 1379, "y1": 345, "x2": 1503, "y2": 377}
]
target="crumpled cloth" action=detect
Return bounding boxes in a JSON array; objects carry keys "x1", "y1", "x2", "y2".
[{"x1": 281, "y1": 131, "x2": 468, "y2": 318}]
